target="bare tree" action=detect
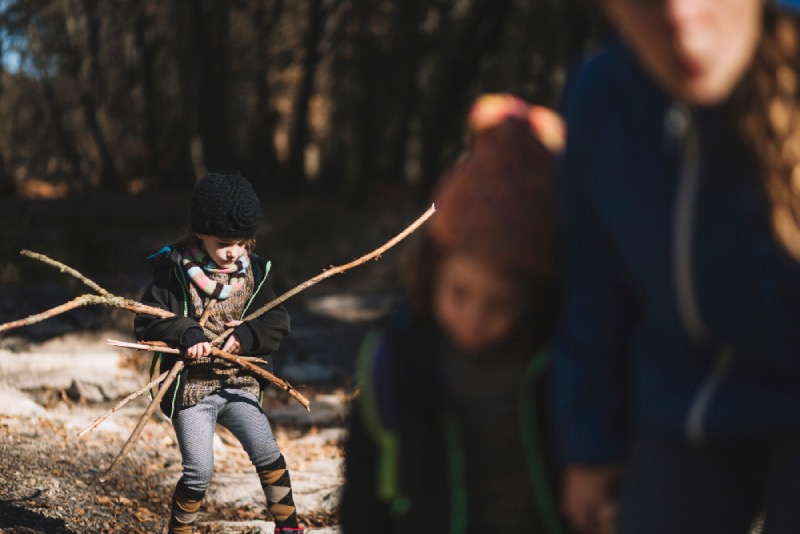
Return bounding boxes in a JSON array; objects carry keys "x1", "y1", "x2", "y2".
[{"x1": 0, "y1": 0, "x2": 608, "y2": 199}]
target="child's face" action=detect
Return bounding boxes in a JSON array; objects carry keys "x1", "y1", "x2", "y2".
[
  {"x1": 432, "y1": 252, "x2": 528, "y2": 353},
  {"x1": 196, "y1": 234, "x2": 248, "y2": 269}
]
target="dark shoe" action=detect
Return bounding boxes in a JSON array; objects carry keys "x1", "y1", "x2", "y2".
[{"x1": 274, "y1": 528, "x2": 304, "y2": 534}]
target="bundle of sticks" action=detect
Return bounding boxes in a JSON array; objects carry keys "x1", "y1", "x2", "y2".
[{"x1": 0, "y1": 204, "x2": 435, "y2": 481}]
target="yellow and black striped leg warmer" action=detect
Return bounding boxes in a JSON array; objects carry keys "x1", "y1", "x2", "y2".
[
  {"x1": 168, "y1": 481, "x2": 205, "y2": 534},
  {"x1": 257, "y1": 455, "x2": 300, "y2": 530}
]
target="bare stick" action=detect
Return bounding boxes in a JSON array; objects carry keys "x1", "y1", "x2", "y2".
[
  {"x1": 20, "y1": 249, "x2": 112, "y2": 297},
  {"x1": 0, "y1": 294, "x2": 175, "y2": 334},
  {"x1": 77, "y1": 370, "x2": 170, "y2": 438},
  {"x1": 0, "y1": 295, "x2": 96, "y2": 333},
  {"x1": 197, "y1": 299, "x2": 218, "y2": 327},
  {"x1": 210, "y1": 203, "x2": 436, "y2": 345},
  {"x1": 108, "y1": 339, "x2": 311, "y2": 411},
  {"x1": 99, "y1": 360, "x2": 184, "y2": 482}
]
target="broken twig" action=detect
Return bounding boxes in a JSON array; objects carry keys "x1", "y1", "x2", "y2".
[
  {"x1": 98, "y1": 360, "x2": 184, "y2": 483},
  {"x1": 77, "y1": 370, "x2": 170, "y2": 438}
]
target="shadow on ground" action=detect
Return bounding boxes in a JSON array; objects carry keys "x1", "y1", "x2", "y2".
[{"x1": 0, "y1": 498, "x2": 75, "y2": 534}]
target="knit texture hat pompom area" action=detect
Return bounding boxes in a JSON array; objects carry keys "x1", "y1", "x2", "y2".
[
  {"x1": 190, "y1": 173, "x2": 262, "y2": 239},
  {"x1": 428, "y1": 93, "x2": 565, "y2": 276}
]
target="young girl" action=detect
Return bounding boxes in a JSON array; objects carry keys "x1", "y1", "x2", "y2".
[
  {"x1": 134, "y1": 173, "x2": 303, "y2": 534},
  {"x1": 555, "y1": 1, "x2": 800, "y2": 533},
  {"x1": 339, "y1": 95, "x2": 568, "y2": 533}
]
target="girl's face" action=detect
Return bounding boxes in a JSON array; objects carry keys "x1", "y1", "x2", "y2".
[
  {"x1": 196, "y1": 235, "x2": 248, "y2": 269},
  {"x1": 433, "y1": 252, "x2": 528, "y2": 353},
  {"x1": 604, "y1": 0, "x2": 763, "y2": 105}
]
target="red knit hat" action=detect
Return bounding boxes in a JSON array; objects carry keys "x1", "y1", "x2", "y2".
[{"x1": 428, "y1": 94, "x2": 565, "y2": 276}]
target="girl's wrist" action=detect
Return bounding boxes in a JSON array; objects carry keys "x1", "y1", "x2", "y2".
[
  {"x1": 232, "y1": 322, "x2": 255, "y2": 353},
  {"x1": 180, "y1": 327, "x2": 207, "y2": 350}
]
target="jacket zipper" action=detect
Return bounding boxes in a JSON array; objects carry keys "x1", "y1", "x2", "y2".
[
  {"x1": 669, "y1": 104, "x2": 733, "y2": 444},
  {"x1": 685, "y1": 345, "x2": 733, "y2": 443}
]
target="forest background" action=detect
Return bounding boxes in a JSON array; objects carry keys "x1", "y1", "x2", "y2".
[{"x1": 0, "y1": 0, "x2": 610, "y2": 331}]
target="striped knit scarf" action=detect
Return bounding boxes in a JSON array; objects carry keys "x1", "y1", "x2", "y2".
[{"x1": 171, "y1": 246, "x2": 250, "y2": 300}]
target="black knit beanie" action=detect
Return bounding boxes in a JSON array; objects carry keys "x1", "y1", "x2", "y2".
[{"x1": 190, "y1": 173, "x2": 261, "y2": 239}]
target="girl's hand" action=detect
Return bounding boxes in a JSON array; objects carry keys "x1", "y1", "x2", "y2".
[
  {"x1": 562, "y1": 465, "x2": 622, "y2": 534},
  {"x1": 185, "y1": 341, "x2": 211, "y2": 359},
  {"x1": 222, "y1": 321, "x2": 244, "y2": 354}
]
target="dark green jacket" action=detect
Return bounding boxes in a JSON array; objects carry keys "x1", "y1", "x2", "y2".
[{"x1": 133, "y1": 246, "x2": 290, "y2": 417}]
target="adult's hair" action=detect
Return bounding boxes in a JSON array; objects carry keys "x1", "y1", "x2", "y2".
[{"x1": 736, "y1": 4, "x2": 800, "y2": 259}]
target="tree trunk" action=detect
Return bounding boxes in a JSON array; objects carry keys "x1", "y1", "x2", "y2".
[
  {"x1": 0, "y1": 36, "x2": 7, "y2": 195},
  {"x1": 133, "y1": 0, "x2": 160, "y2": 189},
  {"x1": 61, "y1": 0, "x2": 120, "y2": 190},
  {"x1": 246, "y1": 0, "x2": 283, "y2": 192},
  {"x1": 166, "y1": 0, "x2": 202, "y2": 187},
  {"x1": 418, "y1": 0, "x2": 513, "y2": 194},
  {"x1": 381, "y1": 2, "x2": 428, "y2": 187},
  {"x1": 189, "y1": 0, "x2": 234, "y2": 173},
  {"x1": 286, "y1": 0, "x2": 326, "y2": 193},
  {"x1": 26, "y1": 23, "x2": 84, "y2": 186},
  {"x1": 347, "y1": 0, "x2": 376, "y2": 200}
]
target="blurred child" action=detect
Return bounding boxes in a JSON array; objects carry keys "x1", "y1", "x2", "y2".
[
  {"x1": 134, "y1": 173, "x2": 302, "y2": 534},
  {"x1": 340, "y1": 95, "x2": 569, "y2": 533}
]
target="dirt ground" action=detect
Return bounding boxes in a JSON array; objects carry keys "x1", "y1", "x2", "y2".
[{"x1": 0, "y1": 381, "x2": 346, "y2": 533}]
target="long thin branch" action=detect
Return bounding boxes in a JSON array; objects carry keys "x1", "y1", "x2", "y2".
[
  {"x1": 0, "y1": 295, "x2": 97, "y2": 333},
  {"x1": 108, "y1": 339, "x2": 311, "y2": 411},
  {"x1": 0, "y1": 294, "x2": 175, "y2": 334},
  {"x1": 20, "y1": 249, "x2": 112, "y2": 297},
  {"x1": 98, "y1": 360, "x2": 184, "y2": 483},
  {"x1": 77, "y1": 370, "x2": 170, "y2": 438},
  {"x1": 211, "y1": 203, "x2": 436, "y2": 345}
]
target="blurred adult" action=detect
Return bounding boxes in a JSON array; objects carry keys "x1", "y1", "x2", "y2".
[{"x1": 554, "y1": 1, "x2": 800, "y2": 533}]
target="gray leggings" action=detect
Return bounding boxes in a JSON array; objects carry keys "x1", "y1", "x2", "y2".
[{"x1": 172, "y1": 388, "x2": 282, "y2": 493}]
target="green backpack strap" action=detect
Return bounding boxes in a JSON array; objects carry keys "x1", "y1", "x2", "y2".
[
  {"x1": 355, "y1": 329, "x2": 410, "y2": 515},
  {"x1": 520, "y1": 349, "x2": 565, "y2": 534}
]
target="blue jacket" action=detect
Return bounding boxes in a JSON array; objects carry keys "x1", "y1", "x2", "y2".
[{"x1": 554, "y1": 41, "x2": 800, "y2": 466}]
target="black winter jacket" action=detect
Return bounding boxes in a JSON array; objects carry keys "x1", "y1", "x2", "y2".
[
  {"x1": 133, "y1": 247, "x2": 290, "y2": 416},
  {"x1": 340, "y1": 307, "x2": 569, "y2": 534}
]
